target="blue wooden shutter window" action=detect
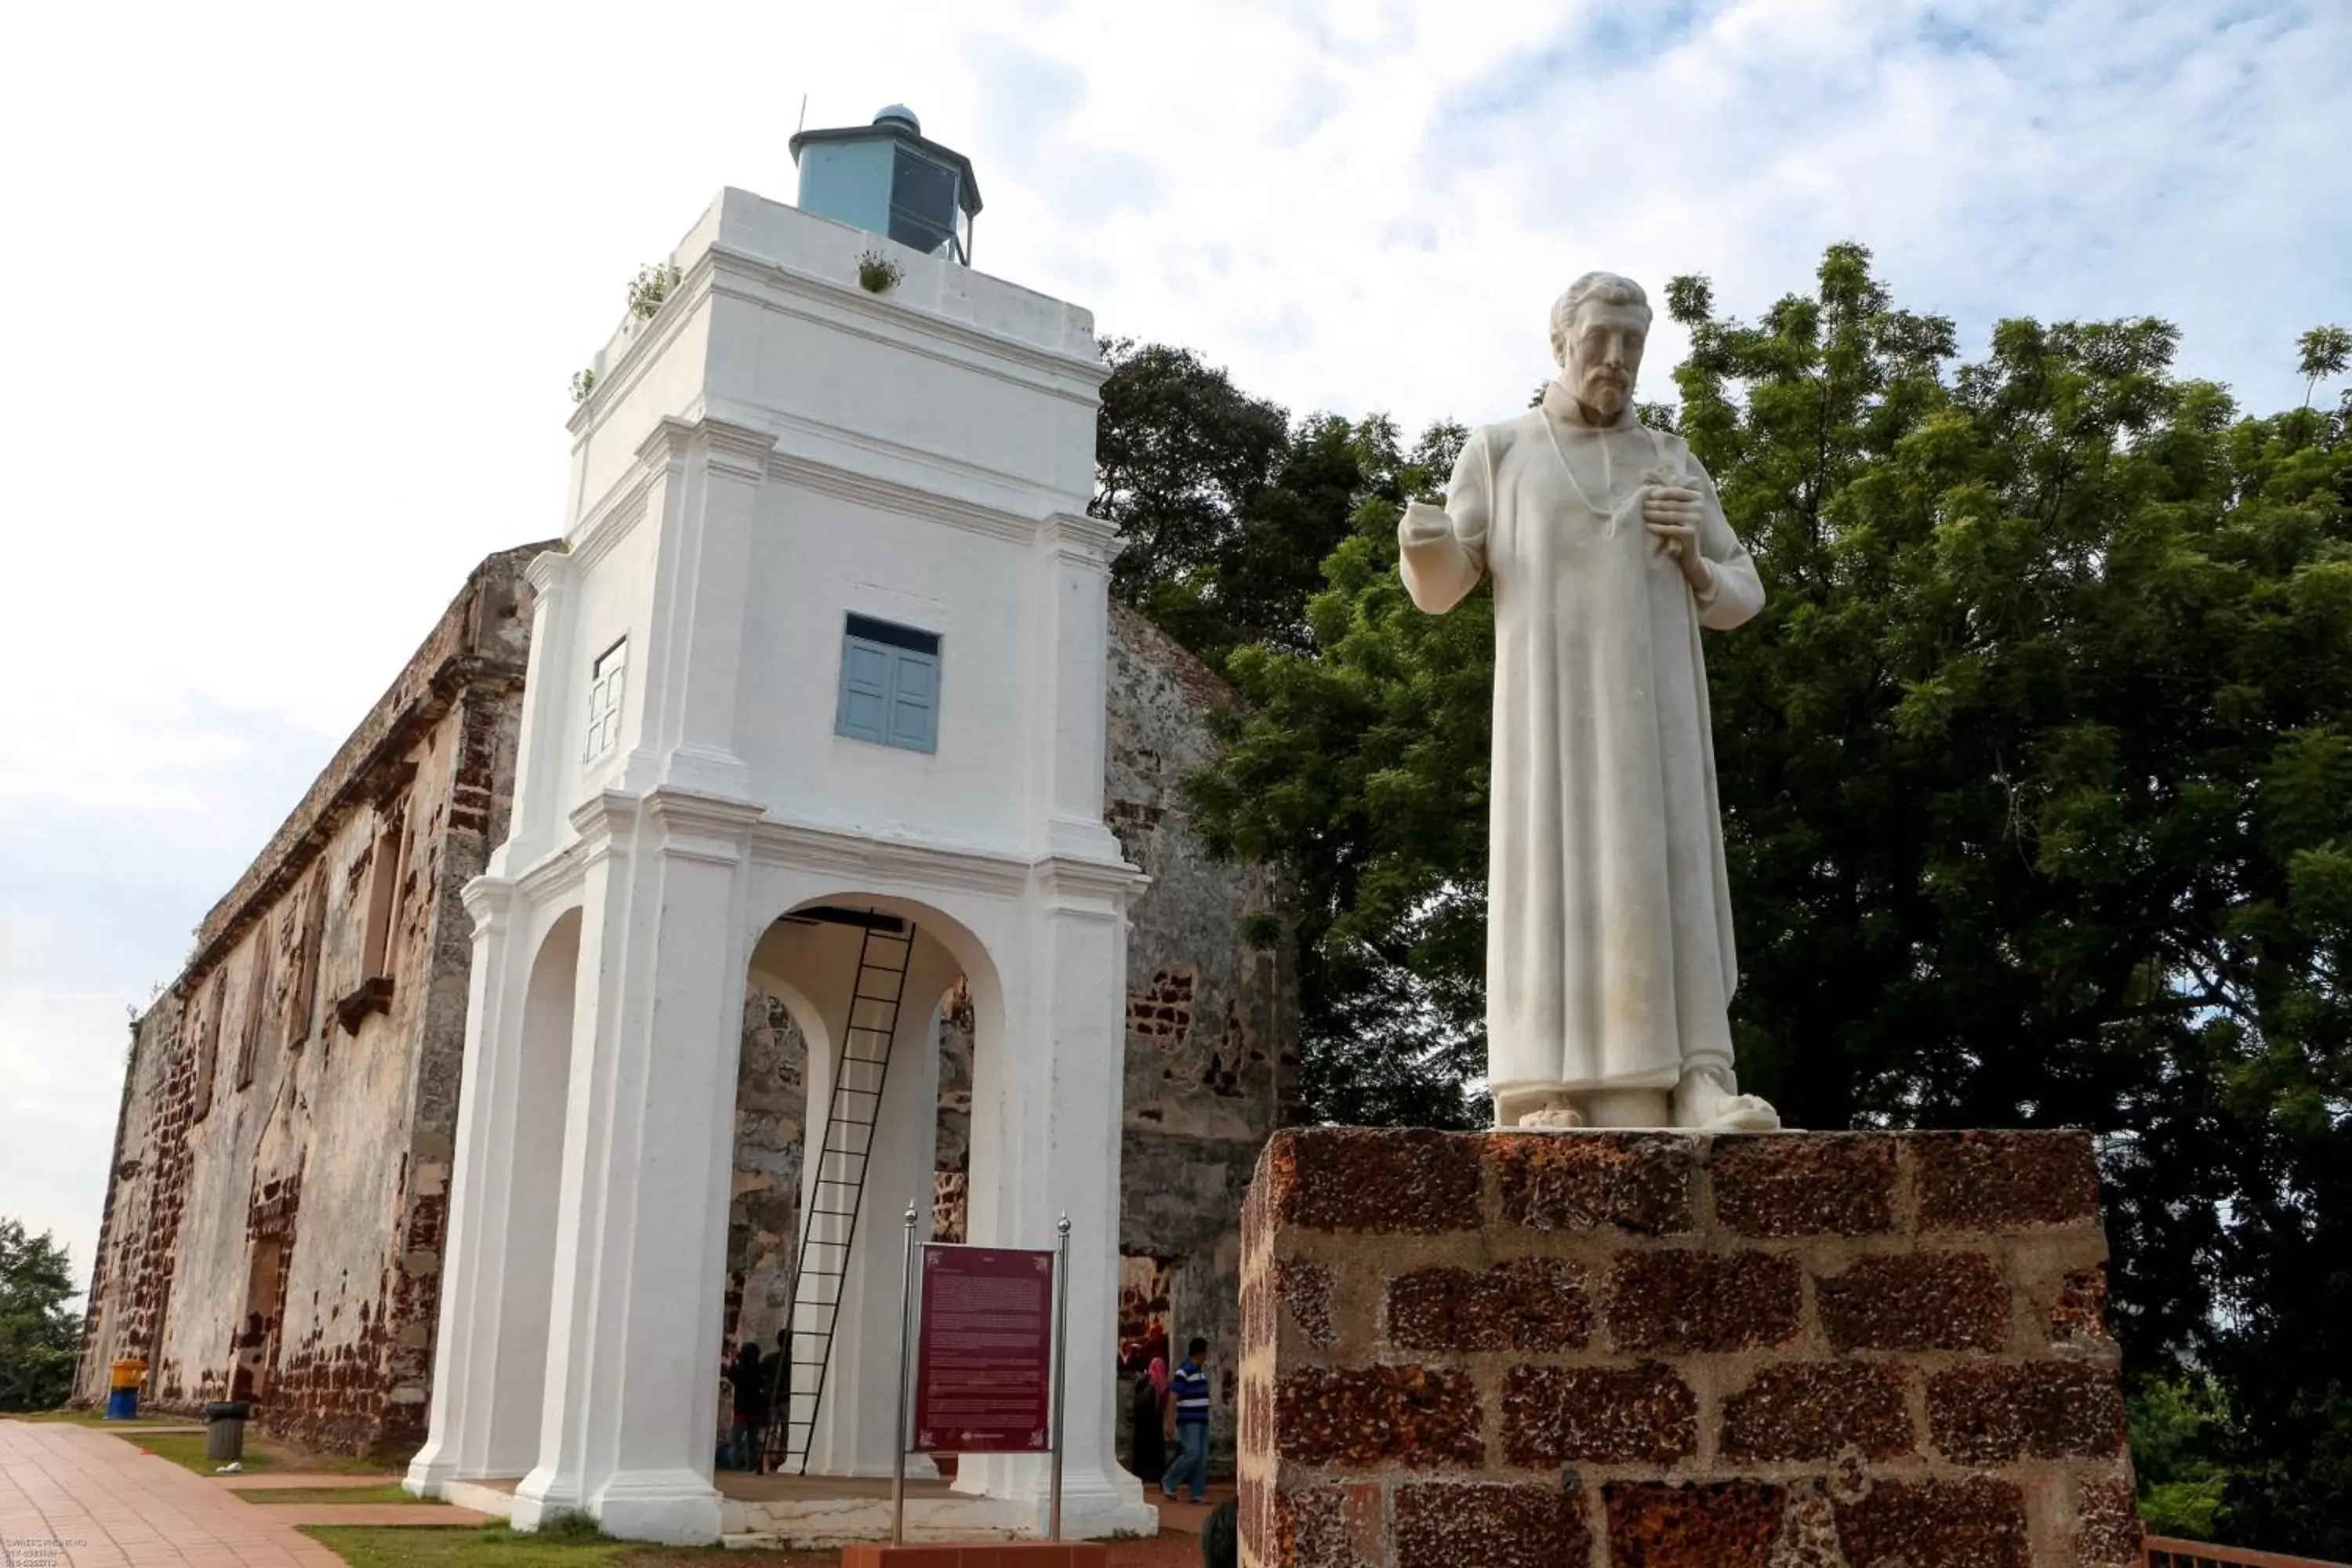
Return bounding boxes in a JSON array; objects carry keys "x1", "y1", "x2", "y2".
[{"x1": 836, "y1": 617, "x2": 941, "y2": 753}]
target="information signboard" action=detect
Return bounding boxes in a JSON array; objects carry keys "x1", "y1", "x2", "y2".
[{"x1": 910, "y1": 1243, "x2": 1055, "y2": 1453}]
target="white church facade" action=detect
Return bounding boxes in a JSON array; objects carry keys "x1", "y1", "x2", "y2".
[{"x1": 402, "y1": 122, "x2": 1156, "y2": 1542}]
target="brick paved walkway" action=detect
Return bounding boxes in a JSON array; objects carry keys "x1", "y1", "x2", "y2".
[{"x1": 0, "y1": 1421, "x2": 351, "y2": 1566}]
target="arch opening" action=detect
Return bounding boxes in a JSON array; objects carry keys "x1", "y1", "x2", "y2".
[
  {"x1": 488, "y1": 906, "x2": 581, "y2": 1474},
  {"x1": 724, "y1": 894, "x2": 998, "y2": 1480}
]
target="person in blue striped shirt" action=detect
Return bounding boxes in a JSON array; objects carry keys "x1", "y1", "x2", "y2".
[{"x1": 1160, "y1": 1336, "x2": 1214, "y2": 1504}]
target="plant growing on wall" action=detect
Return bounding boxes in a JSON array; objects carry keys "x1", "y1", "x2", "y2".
[
  {"x1": 569, "y1": 368, "x2": 597, "y2": 405},
  {"x1": 627, "y1": 262, "x2": 682, "y2": 321},
  {"x1": 856, "y1": 249, "x2": 903, "y2": 294}
]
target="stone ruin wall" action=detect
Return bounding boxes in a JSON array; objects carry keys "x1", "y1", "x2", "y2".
[
  {"x1": 75, "y1": 549, "x2": 538, "y2": 1457},
  {"x1": 727, "y1": 602, "x2": 1295, "y2": 1474},
  {"x1": 1237, "y1": 1127, "x2": 2140, "y2": 1568}
]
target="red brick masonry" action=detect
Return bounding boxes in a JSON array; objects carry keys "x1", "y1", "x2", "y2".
[{"x1": 1236, "y1": 1128, "x2": 2140, "y2": 1568}]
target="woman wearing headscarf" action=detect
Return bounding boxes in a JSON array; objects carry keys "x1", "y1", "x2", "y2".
[{"x1": 1129, "y1": 1356, "x2": 1168, "y2": 1482}]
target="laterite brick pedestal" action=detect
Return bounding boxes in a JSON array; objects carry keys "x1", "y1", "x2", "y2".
[{"x1": 1237, "y1": 1128, "x2": 2140, "y2": 1568}]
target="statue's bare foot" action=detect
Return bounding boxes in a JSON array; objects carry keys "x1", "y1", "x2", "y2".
[
  {"x1": 1518, "y1": 1105, "x2": 1586, "y2": 1131},
  {"x1": 1671, "y1": 1066, "x2": 1781, "y2": 1131}
]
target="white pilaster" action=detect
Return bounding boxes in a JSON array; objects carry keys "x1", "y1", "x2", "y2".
[
  {"x1": 956, "y1": 864, "x2": 1153, "y2": 1537},
  {"x1": 405, "y1": 876, "x2": 521, "y2": 1494},
  {"x1": 513, "y1": 789, "x2": 761, "y2": 1544}
]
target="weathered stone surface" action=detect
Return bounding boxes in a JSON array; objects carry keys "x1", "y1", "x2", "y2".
[
  {"x1": 1388, "y1": 1258, "x2": 1589, "y2": 1352},
  {"x1": 1709, "y1": 1133, "x2": 1897, "y2": 1236},
  {"x1": 1915, "y1": 1130, "x2": 2101, "y2": 1230},
  {"x1": 1272, "y1": 1483, "x2": 1384, "y2": 1568},
  {"x1": 1605, "y1": 1482, "x2": 1784, "y2": 1568},
  {"x1": 1261, "y1": 1129, "x2": 1484, "y2": 1236},
  {"x1": 1815, "y1": 1251, "x2": 2009, "y2": 1352},
  {"x1": 1607, "y1": 1249, "x2": 1802, "y2": 1352},
  {"x1": 2050, "y1": 1263, "x2": 2111, "y2": 1344},
  {"x1": 2074, "y1": 1475, "x2": 2145, "y2": 1566},
  {"x1": 1500, "y1": 1363, "x2": 1697, "y2": 1467},
  {"x1": 1279, "y1": 1260, "x2": 1338, "y2": 1349},
  {"x1": 1394, "y1": 1483, "x2": 1587, "y2": 1568},
  {"x1": 1926, "y1": 1360, "x2": 2129, "y2": 1463},
  {"x1": 1719, "y1": 1363, "x2": 1913, "y2": 1461},
  {"x1": 74, "y1": 546, "x2": 542, "y2": 1457},
  {"x1": 1275, "y1": 1365, "x2": 1484, "y2": 1469},
  {"x1": 1492, "y1": 1132, "x2": 1696, "y2": 1235},
  {"x1": 1833, "y1": 1477, "x2": 2030, "y2": 1568}
]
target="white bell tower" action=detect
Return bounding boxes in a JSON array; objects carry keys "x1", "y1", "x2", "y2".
[{"x1": 404, "y1": 113, "x2": 1150, "y2": 1544}]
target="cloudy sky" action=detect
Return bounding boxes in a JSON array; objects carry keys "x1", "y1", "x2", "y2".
[{"x1": 2, "y1": 0, "x2": 2346, "y2": 1294}]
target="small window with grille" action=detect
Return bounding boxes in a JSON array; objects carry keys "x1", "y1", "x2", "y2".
[{"x1": 585, "y1": 637, "x2": 627, "y2": 764}]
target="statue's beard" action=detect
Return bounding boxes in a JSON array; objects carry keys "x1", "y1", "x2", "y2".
[{"x1": 1577, "y1": 374, "x2": 1630, "y2": 419}]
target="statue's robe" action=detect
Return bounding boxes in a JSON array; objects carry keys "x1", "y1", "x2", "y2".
[{"x1": 1398, "y1": 382, "x2": 1764, "y2": 1099}]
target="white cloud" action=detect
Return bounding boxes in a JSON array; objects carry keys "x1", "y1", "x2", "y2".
[{"x1": 0, "y1": 0, "x2": 2343, "y2": 1287}]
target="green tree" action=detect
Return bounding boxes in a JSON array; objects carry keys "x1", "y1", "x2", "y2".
[
  {"x1": 2299, "y1": 325, "x2": 2350, "y2": 408},
  {"x1": 0, "y1": 1218, "x2": 81, "y2": 1411},
  {"x1": 1174, "y1": 245, "x2": 2352, "y2": 1554}
]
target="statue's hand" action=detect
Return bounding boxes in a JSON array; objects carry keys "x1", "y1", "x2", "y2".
[
  {"x1": 1399, "y1": 499, "x2": 1456, "y2": 547},
  {"x1": 1642, "y1": 486, "x2": 1712, "y2": 592}
]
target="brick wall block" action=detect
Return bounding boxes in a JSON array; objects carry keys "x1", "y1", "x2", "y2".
[
  {"x1": 1274, "y1": 1364, "x2": 1484, "y2": 1469},
  {"x1": 1926, "y1": 1360, "x2": 2129, "y2": 1463},
  {"x1": 1388, "y1": 1258, "x2": 1589, "y2": 1352},
  {"x1": 1719, "y1": 1361, "x2": 1914, "y2": 1462},
  {"x1": 1607, "y1": 1249, "x2": 1802, "y2": 1353},
  {"x1": 1279, "y1": 1260, "x2": 1339, "y2": 1349},
  {"x1": 1708, "y1": 1133, "x2": 1898, "y2": 1236},
  {"x1": 1833, "y1": 1477, "x2": 2030, "y2": 1568},
  {"x1": 1605, "y1": 1481, "x2": 1784, "y2": 1568},
  {"x1": 1500, "y1": 1363, "x2": 1699, "y2": 1467},
  {"x1": 1815, "y1": 1250, "x2": 2009, "y2": 1352},
  {"x1": 1491, "y1": 1133, "x2": 1696, "y2": 1236},
  {"x1": 1394, "y1": 1483, "x2": 1588, "y2": 1568},
  {"x1": 2074, "y1": 1475, "x2": 2146, "y2": 1566},
  {"x1": 1915, "y1": 1131, "x2": 2100, "y2": 1230},
  {"x1": 1261, "y1": 1129, "x2": 1483, "y2": 1236},
  {"x1": 1272, "y1": 1482, "x2": 1385, "y2": 1568}
]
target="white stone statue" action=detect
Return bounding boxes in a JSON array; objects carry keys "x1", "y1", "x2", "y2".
[{"x1": 1399, "y1": 271, "x2": 1780, "y2": 1132}]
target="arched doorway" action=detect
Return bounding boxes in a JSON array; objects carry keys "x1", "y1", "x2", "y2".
[
  {"x1": 731, "y1": 896, "x2": 988, "y2": 1480},
  {"x1": 488, "y1": 907, "x2": 580, "y2": 1475}
]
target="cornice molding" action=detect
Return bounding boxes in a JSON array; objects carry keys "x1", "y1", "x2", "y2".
[
  {"x1": 749, "y1": 816, "x2": 1035, "y2": 897},
  {"x1": 567, "y1": 472, "x2": 653, "y2": 579},
  {"x1": 704, "y1": 242, "x2": 1108, "y2": 401},
  {"x1": 1037, "y1": 511, "x2": 1120, "y2": 563},
  {"x1": 523, "y1": 548, "x2": 574, "y2": 597},
  {"x1": 754, "y1": 404, "x2": 1080, "y2": 520},
  {"x1": 767, "y1": 451, "x2": 1040, "y2": 546}
]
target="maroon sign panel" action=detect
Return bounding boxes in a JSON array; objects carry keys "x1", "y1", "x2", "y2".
[{"x1": 911, "y1": 1244, "x2": 1054, "y2": 1453}]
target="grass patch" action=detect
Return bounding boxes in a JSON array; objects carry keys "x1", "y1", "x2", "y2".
[
  {"x1": 121, "y1": 1430, "x2": 401, "y2": 1478},
  {"x1": 7, "y1": 1410, "x2": 190, "y2": 1427},
  {"x1": 302, "y1": 1522, "x2": 839, "y2": 1566},
  {"x1": 241, "y1": 1483, "x2": 448, "y2": 1506},
  {"x1": 132, "y1": 1432, "x2": 283, "y2": 1474}
]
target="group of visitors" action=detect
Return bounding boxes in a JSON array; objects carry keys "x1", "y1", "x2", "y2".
[
  {"x1": 1129, "y1": 1334, "x2": 1214, "y2": 1504},
  {"x1": 720, "y1": 1327, "x2": 793, "y2": 1472}
]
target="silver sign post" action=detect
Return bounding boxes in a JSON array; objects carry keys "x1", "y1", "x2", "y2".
[
  {"x1": 1051, "y1": 1212, "x2": 1071, "y2": 1542},
  {"x1": 891, "y1": 1203, "x2": 918, "y2": 1546}
]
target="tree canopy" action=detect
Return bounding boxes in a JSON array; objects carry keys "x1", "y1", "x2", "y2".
[
  {"x1": 1098, "y1": 254, "x2": 2352, "y2": 1555},
  {"x1": 0, "y1": 1218, "x2": 80, "y2": 1411}
]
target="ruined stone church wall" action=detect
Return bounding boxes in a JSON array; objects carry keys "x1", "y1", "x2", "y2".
[{"x1": 77, "y1": 548, "x2": 539, "y2": 1457}]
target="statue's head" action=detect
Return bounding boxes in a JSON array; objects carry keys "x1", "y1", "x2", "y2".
[{"x1": 1549, "y1": 271, "x2": 1651, "y2": 423}]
